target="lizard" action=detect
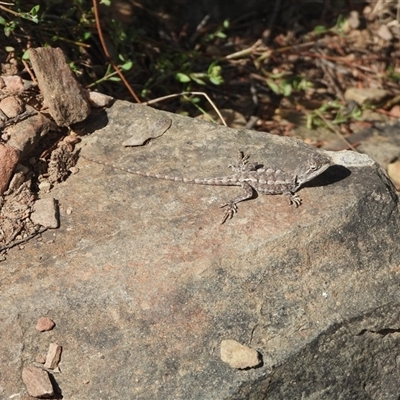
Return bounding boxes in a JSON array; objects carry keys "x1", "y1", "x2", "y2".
[{"x1": 81, "y1": 150, "x2": 332, "y2": 223}]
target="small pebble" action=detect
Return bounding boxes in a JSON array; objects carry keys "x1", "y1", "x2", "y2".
[{"x1": 35, "y1": 317, "x2": 55, "y2": 332}]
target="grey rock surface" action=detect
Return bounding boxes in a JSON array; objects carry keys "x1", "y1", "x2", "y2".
[{"x1": 1, "y1": 101, "x2": 399, "y2": 399}]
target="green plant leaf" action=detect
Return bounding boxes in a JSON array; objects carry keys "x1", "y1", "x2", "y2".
[
  {"x1": 176, "y1": 73, "x2": 191, "y2": 83},
  {"x1": 313, "y1": 25, "x2": 327, "y2": 33},
  {"x1": 121, "y1": 61, "x2": 133, "y2": 71},
  {"x1": 191, "y1": 76, "x2": 206, "y2": 85},
  {"x1": 283, "y1": 83, "x2": 292, "y2": 97},
  {"x1": 210, "y1": 77, "x2": 223, "y2": 85},
  {"x1": 22, "y1": 50, "x2": 30, "y2": 60},
  {"x1": 30, "y1": 5, "x2": 40, "y2": 15},
  {"x1": 266, "y1": 79, "x2": 280, "y2": 94}
]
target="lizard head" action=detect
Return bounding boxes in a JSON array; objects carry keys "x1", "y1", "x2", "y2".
[{"x1": 294, "y1": 152, "x2": 332, "y2": 191}]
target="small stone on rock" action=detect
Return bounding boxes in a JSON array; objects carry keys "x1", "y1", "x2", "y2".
[
  {"x1": 1, "y1": 75, "x2": 24, "y2": 92},
  {"x1": 36, "y1": 317, "x2": 55, "y2": 332},
  {"x1": 88, "y1": 91, "x2": 114, "y2": 108},
  {"x1": 220, "y1": 339, "x2": 261, "y2": 369},
  {"x1": 30, "y1": 198, "x2": 59, "y2": 229},
  {"x1": 44, "y1": 343, "x2": 62, "y2": 369},
  {"x1": 348, "y1": 11, "x2": 360, "y2": 29},
  {"x1": 344, "y1": 88, "x2": 390, "y2": 106},
  {"x1": 387, "y1": 160, "x2": 400, "y2": 190},
  {"x1": 0, "y1": 96, "x2": 23, "y2": 118},
  {"x1": 377, "y1": 24, "x2": 393, "y2": 41},
  {"x1": 21, "y1": 366, "x2": 54, "y2": 398},
  {"x1": 38, "y1": 181, "x2": 51, "y2": 193}
]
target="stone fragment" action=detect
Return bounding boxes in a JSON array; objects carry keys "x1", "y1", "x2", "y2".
[
  {"x1": 344, "y1": 88, "x2": 390, "y2": 106},
  {"x1": 6, "y1": 107, "x2": 53, "y2": 159},
  {"x1": 377, "y1": 25, "x2": 393, "y2": 41},
  {"x1": 4, "y1": 171, "x2": 25, "y2": 195},
  {"x1": 21, "y1": 366, "x2": 54, "y2": 398},
  {"x1": 387, "y1": 160, "x2": 400, "y2": 190},
  {"x1": 38, "y1": 180, "x2": 51, "y2": 193},
  {"x1": 28, "y1": 47, "x2": 91, "y2": 126},
  {"x1": 30, "y1": 198, "x2": 59, "y2": 229},
  {"x1": 220, "y1": 339, "x2": 261, "y2": 369},
  {"x1": 44, "y1": 343, "x2": 62, "y2": 369},
  {"x1": 0, "y1": 96, "x2": 23, "y2": 118},
  {"x1": 348, "y1": 11, "x2": 360, "y2": 29},
  {"x1": 35, "y1": 317, "x2": 55, "y2": 332},
  {"x1": 88, "y1": 91, "x2": 114, "y2": 108},
  {"x1": 0, "y1": 75, "x2": 24, "y2": 92},
  {"x1": 0, "y1": 143, "x2": 19, "y2": 195}
]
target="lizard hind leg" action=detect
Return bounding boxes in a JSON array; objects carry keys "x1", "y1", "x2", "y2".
[
  {"x1": 220, "y1": 182, "x2": 254, "y2": 224},
  {"x1": 228, "y1": 151, "x2": 258, "y2": 173}
]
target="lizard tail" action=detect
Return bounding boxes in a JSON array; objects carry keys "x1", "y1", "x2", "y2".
[{"x1": 83, "y1": 156, "x2": 235, "y2": 186}]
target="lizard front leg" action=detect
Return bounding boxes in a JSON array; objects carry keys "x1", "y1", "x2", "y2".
[
  {"x1": 220, "y1": 182, "x2": 254, "y2": 224},
  {"x1": 284, "y1": 191, "x2": 302, "y2": 207}
]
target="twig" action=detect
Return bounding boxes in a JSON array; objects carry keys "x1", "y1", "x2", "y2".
[
  {"x1": 314, "y1": 110, "x2": 358, "y2": 152},
  {"x1": 92, "y1": 0, "x2": 141, "y2": 103},
  {"x1": 225, "y1": 41, "x2": 316, "y2": 60},
  {"x1": 316, "y1": 57, "x2": 345, "y2": 103},
  {"x1": 0, "y1": 4, "x2": 20, "y2": 17},
  {"x1": 0, "y1": 227, "x2": 48, "y2": 254},
  {"x1": 190, "y1": 14, "x2": 210, "y2": 43},
  {"x1": 21, "y1": 59, "x2": 37, "y2": 84},
  {"x1": 144, "y1": 91, "x2": 227, "y2": 126},
  {"x1": 262, "y1": 0, "x2": 282, "y2": 43}
]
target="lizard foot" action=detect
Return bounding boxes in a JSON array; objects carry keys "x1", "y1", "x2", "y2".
[
  {"x1": 287, "y1": 193, "x2": 302, "y2": 207},
  {"x1": 220, "y1": 202, "x2": 238, "y2": 224}
]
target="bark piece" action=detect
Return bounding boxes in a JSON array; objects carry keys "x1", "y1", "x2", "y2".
[
  {"x1": 21, "y1": 366, "x2": 54, "y2": 398},
  {"x1": 29, "y1": 47, "x2": 91, "y2": 126}
]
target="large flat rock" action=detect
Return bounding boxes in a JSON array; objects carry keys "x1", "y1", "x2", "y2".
[{"x1": 1, "y1": 101, "x2": 399, "y2": 399}]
